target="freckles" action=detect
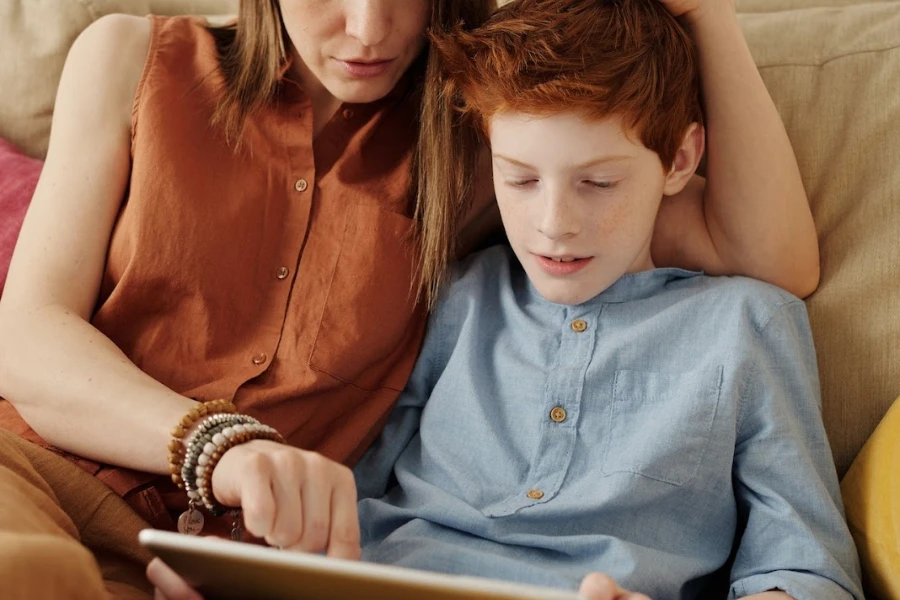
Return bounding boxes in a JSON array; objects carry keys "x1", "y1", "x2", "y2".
[{"x1": 594, "y1": 202, "x2": 632, "y2": 235}]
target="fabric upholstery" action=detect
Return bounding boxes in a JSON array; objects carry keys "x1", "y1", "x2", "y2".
[
  {"x1": 738, "y1": 1, "x2": 900, "y2": 477},
  {"x1": 0, "y1": 0, "x2": 236, "y2": 158},
  {"x1": 0, "y1": 138, "x2": 42, "y2": 295}
]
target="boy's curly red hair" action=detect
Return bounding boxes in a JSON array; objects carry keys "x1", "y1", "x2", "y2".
[{"x1": 430, "y1": 0, "x2": 703, "y2": 169}]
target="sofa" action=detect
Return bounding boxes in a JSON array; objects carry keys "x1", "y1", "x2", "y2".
[{"x1": 0, "y1": 0, "x2": 897, "y2": 597}]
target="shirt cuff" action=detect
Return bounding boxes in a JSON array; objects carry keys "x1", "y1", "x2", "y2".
[{"x1": 731, "y1": 571, "x2": 858, "y2": 600}]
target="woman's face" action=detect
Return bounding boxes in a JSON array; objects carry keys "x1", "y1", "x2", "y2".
[{"x1": 280, "y1": 0, "x2": 431, "y2": 105}]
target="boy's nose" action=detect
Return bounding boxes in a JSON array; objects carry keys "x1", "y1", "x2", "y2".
[
  {"x1": 537, "y1": 190, "x2": 581, "y2": 240},
  {"x1": 345, "y1": 0, "x2": 392, "y2": 48}
]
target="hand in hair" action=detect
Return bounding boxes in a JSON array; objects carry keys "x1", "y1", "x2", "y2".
[{"x1": 655, "y1": 0, "x2": 735, "y2": 20}]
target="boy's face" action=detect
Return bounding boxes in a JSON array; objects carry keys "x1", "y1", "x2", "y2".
[{"x1": 490, "y1": 111, "x2": 670, "y2": 306}]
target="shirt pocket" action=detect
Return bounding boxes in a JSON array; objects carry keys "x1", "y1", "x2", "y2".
[
  {"x1": 308, "y1": 204, "x2": 422, "y2": 392},
  {"x1": 601, "y1": 365, "x2": 724, "y2": 486}
]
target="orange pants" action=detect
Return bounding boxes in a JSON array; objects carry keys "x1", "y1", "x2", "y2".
[{"x1": 0, "y1": 429, "x2": 154, "y2": 599}]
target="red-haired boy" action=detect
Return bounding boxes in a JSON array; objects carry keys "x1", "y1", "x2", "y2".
[{"x1": 354, "y1": 1, "x2": 862, "y2": 598}]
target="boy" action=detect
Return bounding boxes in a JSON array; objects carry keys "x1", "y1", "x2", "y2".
[{"x1": 353, "y1": 0, "x2": 862, "y2": 598}]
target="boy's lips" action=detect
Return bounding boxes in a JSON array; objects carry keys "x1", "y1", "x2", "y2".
[{"x1": 534, "y1": 254, "x2": 593, "y2": 275}]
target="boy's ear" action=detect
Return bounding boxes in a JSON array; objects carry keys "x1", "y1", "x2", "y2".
[{"x1": 662, "y1": 123, "x2": 705, "y2": 196}]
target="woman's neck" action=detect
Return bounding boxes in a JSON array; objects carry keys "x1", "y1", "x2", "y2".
[{"x1": 289, "y1": 52, "x2": 342, "y2": 137}]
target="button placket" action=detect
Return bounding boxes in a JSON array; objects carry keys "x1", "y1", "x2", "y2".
[{"x1": 515, "y1": 307, "x2": 599, "y2": 510}]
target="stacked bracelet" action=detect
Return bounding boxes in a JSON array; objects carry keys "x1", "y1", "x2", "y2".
[
  {"x1": 167, "y1": 399, "x2": 237, "y2": 489},
  {"x1": 193, "y1": 421, "x2": 284, "y2": 516},
  {"x1": 175, "y1": 411, "x2": 284, "y2": 536},
  {"x1": 181, "y1": 414, "x2": 258, "y2": 502}
]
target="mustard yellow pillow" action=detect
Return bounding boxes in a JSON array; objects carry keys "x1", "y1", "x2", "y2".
[{"x1": 841, "y1": 396, "x2": 900, "y2": 600}]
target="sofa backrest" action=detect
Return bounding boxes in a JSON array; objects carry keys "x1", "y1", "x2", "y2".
[{"x1": 0, "y1": 0, "x2": 237, "y2": 159}]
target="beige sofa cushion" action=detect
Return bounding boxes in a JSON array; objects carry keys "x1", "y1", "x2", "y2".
[
  {"x1": 738, "y1": 1, "x2": 900, "y2": 475},
  {"x1": 0, "y1": 0, "x2": 237, "y2": 158}
]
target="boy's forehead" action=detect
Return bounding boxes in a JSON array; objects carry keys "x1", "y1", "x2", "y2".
[{"x1": 488, "y1": 111, "x2": 643, "y2": 162}]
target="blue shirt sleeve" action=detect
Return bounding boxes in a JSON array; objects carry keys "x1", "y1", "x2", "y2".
[
  {"x1": 729, "y1": 301, "x2": 863, "y2": 600},
  {"x1": 353, "y1": 272, "x2": 459, "y2": 501}
]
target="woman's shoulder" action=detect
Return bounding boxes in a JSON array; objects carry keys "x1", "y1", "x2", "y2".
[
  {"x1": 66, "y1": 15, "x2": 220, "y2": 128},
  {"x1": 60, "y1": 15, "x2": 151, "y2": 135}
]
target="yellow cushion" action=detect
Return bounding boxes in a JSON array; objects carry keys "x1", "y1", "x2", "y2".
[
  {"x1": 841, "y1": 396, "x2": 900, "y2": 600},
  {"x1": 0, "y1": 0, "x2": 236, "y2": 158},
  {"x1": 738, "y1": 2, "x2": 900, "y2": 478}
]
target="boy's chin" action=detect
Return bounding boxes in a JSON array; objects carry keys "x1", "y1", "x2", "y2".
[{"x1": 532, "y1": 281, "x2": 600, "y2": 306}]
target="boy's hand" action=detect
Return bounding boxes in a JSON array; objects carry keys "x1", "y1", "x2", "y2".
[
  {"x1": 211, "y1": 439, "x2": 361, "y2": 556},
  {"x1": 579, "y1": 573, "x2": 652, "y2": 600},
  {"x1": 147, "y1": 558, "x2": 204, "y2": 600},
  {"x1": 656, "y1": 0, "x2": 734, "y2": 21}
]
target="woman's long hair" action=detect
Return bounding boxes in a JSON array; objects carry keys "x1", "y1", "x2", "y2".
[{"x1": 207, "y1": 0, "x2": 496, "y2": 307}]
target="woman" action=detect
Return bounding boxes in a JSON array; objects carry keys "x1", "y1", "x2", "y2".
[{"x1": 0, "y1": 0, "x2": 817, "y2": 598}]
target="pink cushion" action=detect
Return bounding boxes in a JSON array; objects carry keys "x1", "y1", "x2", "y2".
[{"x1": 0, "y1": 138, "x2": 42, "y2": 296}]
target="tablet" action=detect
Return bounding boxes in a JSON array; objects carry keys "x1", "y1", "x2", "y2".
[{"x1": 139, "y1": 529, "x2": 582, "y2": 600}]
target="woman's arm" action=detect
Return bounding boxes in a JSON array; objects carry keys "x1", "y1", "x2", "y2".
[
  {"x1": 0, "y1": 15, "x2": 197, "y2": 473},
  {"x1": 0, "y1": 18, "x2": 361, "y2": 555},
  {"x1": 651, "y1": 0, "x2": 819, "y2": 298}
]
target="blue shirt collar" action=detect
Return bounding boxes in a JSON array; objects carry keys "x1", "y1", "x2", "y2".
[{"x1": 525, "y1": 267, "x2": 704, "y2": 308}]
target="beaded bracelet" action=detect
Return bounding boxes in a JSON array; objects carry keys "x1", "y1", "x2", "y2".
[
  {"x1": 194, "y1": 422, "x2": 285, "y2": 517},
  {"x1": 177, "y1": 413, "x2": 259, "y2": 537},
  {"x1": 182, "y1": 415, "x2": 258, "y2": 498},
  {"x1": 168, "y1": 399, "x2": 238, "y2": 489}
]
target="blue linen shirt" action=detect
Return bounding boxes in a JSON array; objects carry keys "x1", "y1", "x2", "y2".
[{"x1": 354, "y1": 245, "x2": 862, "y2": 600}]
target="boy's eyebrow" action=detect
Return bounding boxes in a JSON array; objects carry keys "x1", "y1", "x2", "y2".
[{"x1": 492, "y1": 154, "x2": 635, "y2": 170}]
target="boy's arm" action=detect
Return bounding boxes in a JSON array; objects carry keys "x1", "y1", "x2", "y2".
[
  {"x1": 651, "y1": 0, "x2": 819, "y2": 298},
  {"x1": 730, "y1": 301, "x2": 862, "y2": 600}
]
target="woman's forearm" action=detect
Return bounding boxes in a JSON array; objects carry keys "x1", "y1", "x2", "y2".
[
  {"x1": 0, "y1": 304, "x2": 194, "y2": 473},
  {"x1": 688, "y1": 5, "x2": 819, "y2": 296}
]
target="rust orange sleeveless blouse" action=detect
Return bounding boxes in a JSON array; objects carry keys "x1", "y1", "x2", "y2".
[{"x1": 0, "y1": 16, "x2": 427, "y2": 527}]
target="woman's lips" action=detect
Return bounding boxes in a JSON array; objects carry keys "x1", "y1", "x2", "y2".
[
  {"x1": 534, "y1": 255, "x2": 593, "y2": 276},
  {"x1": 336, "y1": 59, "x2": 394, "y2": 78}
]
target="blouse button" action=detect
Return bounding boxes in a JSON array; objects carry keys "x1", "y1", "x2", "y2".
[
  {"x1": 252, "y1": 353, "x2": 268, "y2": 366},
  {"x1": 294, "y1": 179, "x2": 309, "y2": 192},
  {"x1": 342, "y1": 108, "x2": 355, "y2": 119},
  {"x1": 570, "y1": 319, "x2": 588, "y2": 333},
  {"x1": 275, "y1": 267, "x2": 289, "y2": 280},
  {"x1": 549, "y1": 406, "x2": 567, "y2": 423},
  {"x1": 526, "y1": 489, "x2": 544, "y2": 500}
]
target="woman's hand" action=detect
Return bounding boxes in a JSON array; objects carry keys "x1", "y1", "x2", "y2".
[
  {"x1": 212, "y1": 440, "x2": 361, "y2": 556},
  {"x1": 148, "y1": 442, "x2": 360, "y2": 598},
  {"x1": 579, "y1": 573, "x2": 652, "y2": 600}
]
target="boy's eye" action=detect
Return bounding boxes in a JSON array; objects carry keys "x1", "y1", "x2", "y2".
[{"x1": 585, "y1": 180, "x2": 615, "y2": 189}]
